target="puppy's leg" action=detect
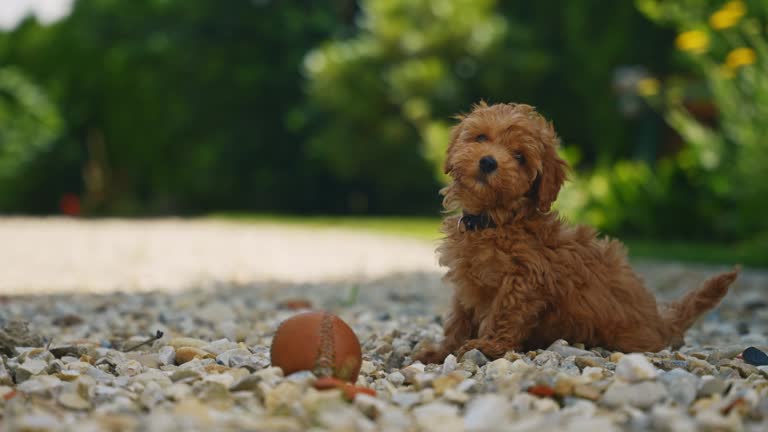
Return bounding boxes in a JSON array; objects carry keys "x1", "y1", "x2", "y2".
[
  {"x1": 414, "y1": 294, "x2": 474, "y2": 364},
  {"x1": 457, "y1": 276, "x2": 546, "y2": 359}
]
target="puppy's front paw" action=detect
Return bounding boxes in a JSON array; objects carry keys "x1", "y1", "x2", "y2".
[
  {"x1": 457, "y1": 339, "x2": 515, "y2": 360},
  {"x1": 413, "y1": 347, "x2": 449, "y2": 365}
]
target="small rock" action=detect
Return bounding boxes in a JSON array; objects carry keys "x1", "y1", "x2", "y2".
[
  {"x1": 0, "y1": 359, "x2": 11, "y2": 385},
  {"x1": 575, "y1": 356, "x2": 606, "y2": 369},
  {"x1": 216, "y1": 348, "x2": 251, "y2": 367},
  {"x1": 464, "y1": 394, "x2": 510, "y2": 431},
  {"x1": 413, "y1": 402, "x2": 462, "y2": 432},
  {"x1": 441, "y1": 354, "x2": 458, "y2": 374},
  {"x1": 17, "y1": 375, "x2": 62, "y2": 397},
  {"x1": 116, "y1": 359, "x2": 143, "y2": 377},
  {"x1": 546, "y1": 340, "x2": 596, "y2": 358},
  {"x1": 615, "y1": 353, "x2": 657, "y2": 382},
  {"x1": 175, "y1": 347, "x2": 214, "y2": 365},
  {"x1": 573, "y1": 384, "x2": 602, "y2": 401},
  {"x1": 354, "y1": 393, "x2": 388, "y2": 419},
  {"x1": 741, "y1": 346, "x2": 768, "y2": 366},
  {"x1": 697, "y1": 376, "x2": 726, "y2": 398},
  {"x1": 432, "y1": 373, "x2": 463, "y2": 396},
  {"x1": 386, "y1": 371, "x2": 405, "y2": 386},
  {"x1": 360, "y1": 360, "x2": 376, "y2": 375},
  {"x1": 58, "y1": 392, "x2": 91, "y2": 410},
  {"x1": 392, "y1": 391, "x2": 421, "y2": 408},
  {"x1": 533, "y1": 351, "x2": 562, "y2": 369},
  {"x1": 600, "y1": 381, "x2": 667, "y2": 409},
  {"x1": 49, "y1": 345, "x2": 86, "y2": 359},
  {"x1": 201, "y1": 339, "x2": 239, "y2": 355},
  {"x1": 484, "y1": 358, "x2": 512, "y2": 379},
  {"x1": 16, "y1": 358, "x2": 48, "y2": 382},
  {"x1": 460, "y1": 349, "x2": 488, "y2": 366},
  {"x1": 413, "y1": 373, "x2": 436, "y2": 389},
  {"x1": 401, "y1": 363, "x2": 425, "y2": 384},
  {"x1": 609, "y1": 352, "x2": 624, "y2": 363},
  {"x1": 0, "y1": 320, "x2": 44, "y2": 356},
  {"x1": 168, "y1": 337, "x2": 208, "y2": 349},
  {"x1": 158, "y1": 346, "x2": 176, "y2": 366},
  {"x1": 659, "y1": 369, "x2": 698, "y2": 407}
]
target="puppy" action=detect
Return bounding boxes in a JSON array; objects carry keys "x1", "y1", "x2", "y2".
[{"x1": 415, "y1": 102, "x2": 738, "y2": 363}]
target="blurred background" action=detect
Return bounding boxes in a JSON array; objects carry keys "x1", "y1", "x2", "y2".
[{"x1": 1, "y1": 0, "x2": 766, "y2": 266}]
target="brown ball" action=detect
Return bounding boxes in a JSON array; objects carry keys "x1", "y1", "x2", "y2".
[{"x1": 270, "y1": 311, "x2": 362, "y2": 382}]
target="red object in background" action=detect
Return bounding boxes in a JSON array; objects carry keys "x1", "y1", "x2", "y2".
[{"x1": 59, "y1": 194, "x2": 81, "y2": 216}]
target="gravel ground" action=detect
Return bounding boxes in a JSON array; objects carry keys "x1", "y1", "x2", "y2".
[{"x1": 1, "y1": 218, "x2": 767, "y2": 431}]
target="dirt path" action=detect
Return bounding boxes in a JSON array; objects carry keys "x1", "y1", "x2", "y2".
[{"x1": 0, "y1": 217, "x2": 441, "y2": 294}]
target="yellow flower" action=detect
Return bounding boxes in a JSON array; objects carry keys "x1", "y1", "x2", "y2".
[
  {"x1": 636, "y1": 77, "x2": 660, "y2": 97},
  {"x1": 675, "y1": 30, "x2": 710, "y2": 53},
  {"x1": 724, "y1": 0, "x2": 746, "y2": 15},
  {"x1": 726, "y1": 47, "x2": 757, "y2": 69},
  {"x1": 710, "y1": 1, "x2": 746, "y2": 30}
]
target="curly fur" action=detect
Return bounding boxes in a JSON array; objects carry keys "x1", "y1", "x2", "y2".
[{"x1": 415, "y1": 102, "x2": 739, "y2": 363}]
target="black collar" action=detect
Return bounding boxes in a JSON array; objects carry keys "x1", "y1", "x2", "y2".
[{"x1": 458, "y1": 212, "x2": 496, "y2": 232}]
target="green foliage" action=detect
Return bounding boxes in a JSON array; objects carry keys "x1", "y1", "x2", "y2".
[
  {"x1": 634, "y1": 0, "x2": 768, "y2": 238},
  {"x1": 0, "y1": 67, "x2": 61, "y2": 178},
  {"x1": 303, "y1": 0, "x2": 549, "y2": 209}
]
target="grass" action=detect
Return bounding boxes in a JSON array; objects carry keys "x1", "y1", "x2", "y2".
[{"x1": 209, "y1": 213, "x2": 767, "y2": 268}]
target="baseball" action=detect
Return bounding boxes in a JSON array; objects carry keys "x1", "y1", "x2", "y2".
[{"x1": 270, "y1": 311, "x2": 362, "y2": 382}]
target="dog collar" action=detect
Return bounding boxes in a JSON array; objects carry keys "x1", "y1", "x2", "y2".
[{"x1": 458, "y1": 212, "x2": 497, "y2": 232}]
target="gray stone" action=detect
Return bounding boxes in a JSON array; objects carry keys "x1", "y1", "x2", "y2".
[
  {"x1": 392, "y1": 391, "x2": 421, "y2": 408},
  {"x1": 0, "y1": 358, "x2": 11, "y2": 385},
  {"x1": 600, "y1": 381, "x2": 668, "y2": 409},
  {"x1": 660, "y1": 368, "x2": 699, "y2": 407},
  {"x1": 533, "y1": 351, "x2": 563, "y2": 369},
  {"x1": 158, "y1": 346, "x2": 176, "y2": 366},
  {"x1": 546, "y1": 339, "x2": 596, "y2": 358},
  {"x1": 386, "y1": 371, "x2": 405, "y2": 386},
  {"x1": 16, "y1": 358, "x2": 48, "y2": 382},
  {"x1": 17, "y1": 375, "x2": 63, "y2": 397},
  {"x1": 697, "y1": 376, "x2": 726, "y2": 398},
  {"x1": 460, "y1": 349, "x2": 488, "y2": 366},
  {"x1": 0, "y1": 320, "x2": 44, "y2": 356}
]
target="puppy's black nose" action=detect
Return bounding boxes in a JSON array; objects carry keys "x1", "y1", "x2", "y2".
[{"x1": 479, "y1": 155, "x2": 497, "y2": 174}]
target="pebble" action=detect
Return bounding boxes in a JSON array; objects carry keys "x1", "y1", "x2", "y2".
[
  {"x1": 659, "y1": 368, "x2": 699, "y2": 407},
  {"x1": 1, "y1": 263, "x2": 767, "y2": 430},
  {"x1": 0, "y1": 359, "x2": 11, "y2": 385},
  {"x1": 59, "y1": 392, "x2": 92, "y2": 410},
  {"x1": 386, "y1": 371, "x2": 405, "y2": 386},
  {"x1": 464, "y1": 394, "x2": 510, "y2": 431},
  {"x1": 175, "y1": 347, "x2": 214, "y2": 364},
  {"x1": 547, "y1": 339, "x2": 597, "y2": 358},
  {"x1": 601, "y1": 381, "x2": 668, "y2": 409},
  {"x1": 442, "y1": 354, "x2": 458, "y2": 374},
  {"x1": 158, "y1": 346, "x2": 176, "y2": 366},
  {"x1": 484, "y1": 358, "x2": 512, "y2": 379},
  {"x1": 615, "y1": 353, "x2": 657, "y2": 382},
  {"x1": 461, "y1": 349, "x2": 489, "y2": 366},
  {"x1": 16, "y1": 358, "x2": 48, "y2": 382},
  {"x1": 413, "y1": 402, "x2": 462, "y2": 432}
]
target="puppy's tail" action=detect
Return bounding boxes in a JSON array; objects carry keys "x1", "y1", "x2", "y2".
[{"x1": 662, "y1": 267, "x2": 739, "y2": 340}]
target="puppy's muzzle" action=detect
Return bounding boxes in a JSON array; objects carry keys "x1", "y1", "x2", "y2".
[{"x1": 479, "y1": 155, "x2": 498, "y2": 174}]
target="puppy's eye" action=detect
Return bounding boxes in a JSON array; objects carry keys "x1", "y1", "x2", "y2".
[
  {"x1": 514, "y1": 153, "x2": 526, "y2": 164},
  {"x1": 475, "y1": 134, "x2": 488, "y2": 143}
]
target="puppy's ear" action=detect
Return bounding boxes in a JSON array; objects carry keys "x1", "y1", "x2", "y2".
[
  {"x1": 532, "y1": 127, "x2": 568, "y2": 212},
  {"x1": 443, "y1": 116, "x2": 465, "y2": 174}
]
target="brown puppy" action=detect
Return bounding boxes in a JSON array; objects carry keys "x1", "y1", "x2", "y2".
[{"x1": 415, "y1": 102, "x2": 739, "y2": 364}]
